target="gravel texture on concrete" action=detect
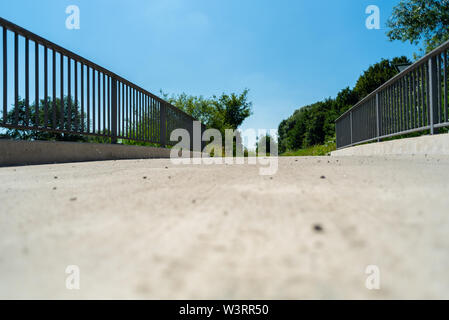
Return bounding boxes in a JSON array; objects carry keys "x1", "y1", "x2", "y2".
[{"x1": 1, "y1": 156, "x2": 449, "y2": 299}]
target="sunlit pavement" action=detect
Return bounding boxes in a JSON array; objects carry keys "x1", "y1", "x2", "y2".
[{"x1": 1, "y1": 156, "x2": 449, "y2": 299}]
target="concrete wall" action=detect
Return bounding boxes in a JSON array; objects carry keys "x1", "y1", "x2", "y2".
[
  {"x1": 0, "y1": 139, "x2": 184, "y2": 166},
  {"x1": 331, "y1": 133, "x2": 449, "y2": 156}
]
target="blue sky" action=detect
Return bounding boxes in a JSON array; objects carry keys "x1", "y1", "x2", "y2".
[{"x1": 0, "y1": 0, "x2": 418, "y2": 135}]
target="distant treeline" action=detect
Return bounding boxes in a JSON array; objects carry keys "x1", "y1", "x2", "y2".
[{"x1": 278, "y1": 56, "x2": 411, "y2": 153}]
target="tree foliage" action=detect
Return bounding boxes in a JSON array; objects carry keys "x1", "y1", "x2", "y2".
[
  {"x1": 387, "y1": 0, "x2": 449, "y2": 55},
  {"x1": 0, "y1": 97, "x2": 88, "y2": 142},
  {"x1": 162, "y1": 89, "x2": 252, "y2": 133},
  {"x1": 278, "y1": 56, "x2": 411, "y2": 153}
]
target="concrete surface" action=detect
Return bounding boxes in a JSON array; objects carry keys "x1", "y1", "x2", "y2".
[
  {"x1": 331, "y1": 133, "x2": 449, "y2": 157},
  {"x1": 1, "y1": 156, "x2": 449, "y2": 299},
  {"x1": 0, "y1": 139, "x2": 174, "y2": 166}
]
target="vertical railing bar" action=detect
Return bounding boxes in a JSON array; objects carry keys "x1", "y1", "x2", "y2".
[
  {"x1": 67, "y1": 57, "x2": 71, "y2": 130},
  {"x1": 392, "y1": 85, "x2": 395, "y2": 133},
  {"x1": 378, "y1": 92, "x2": 382, "y2": 136},
  {"x1": 60, "y1": 54, "x2": 64, "y2": 130},
  {"x1": 350, "y1": 111, "x2": 353, "y2": 145},
  {"x1": 86, "y1": 67, "x2": 90, "y2": 133},
  {"x1": 401, "y1": 78, "x2": 405, "y2": 132},
  {"x1": 74, "y1": 60, "x2": 78, "y2": 132},
  {"x1": 130, "y1": 87, "x2": 132, "y2": 139},
  {"x1": 111, "y1": 77, "x2": 117, "y2": 144},
  {"x1": 405, "y1": 75, "x2": 410, "y2": 131},
  {"x1": 14, "y1": 32, "x2": 18, "y2": 125},
  {"x1": 143, "y1": 93, "x2": 146, "y2": 141},
  {"x1": 133, "y1": 88, "x2": 136, "y2": 140},
  {"x1": 25, "y1": 37, "x2": 29, "y2": 126},
  {"x1": 148, "y1": 95, "x2": 150, "y2": 141},
  {"x1": 92, "y1": 69, "x2": 96, "y2": 134},
  {"x1": 2, "y1": 27, "x2": 7, "y2": 125},
  {"x1": 153, "y1": 98, "x2": 155, "y2": 141},
  {"x1": 126, "y1": 85, "x2": 128, "y2": 138},
  {"x1": 44, "y1": 46, "x2": 48, "y2": 127},
  {"x1": 97, "y1": 70, "x2": 101, "y2": 134},
  {"x1": 421, "y1": 64, "x2": 426, "y2": 126},
  {"x1": 138, "y1": 91, "x2": 142, "y2": 140},
  {"x1": 136, "y1": 90, "x2": 138, "y2": 140},
  {"x1": 384, "y1": 90, "x2": 388, "y2": 135},
  {"x1": 117, "y1": 80, "x2": 120, "y2": 137},
  {"x1": 443, "y1": 51, "x2": 449, "y2": 122},
  {"x1": 146, "y1": 95, "x2": 148, "y2": 142},
  {"x1": 52, "y1": 49, "x2": 56, "y2": 129},
  {"x1": 391, "y1": 83, "x2": 396, "y2": 133},
  {"x1": 385, "y1": 86, "x2": 389, "y2": 135},
  {"x1": 415, "y1": 68, "x2": 419, "y2": 128},
  {"x1": 404, "y1": 76, "x2": 408, "y2": 131},
  {"x1": 153, "y1": 98, "x2": 156, "y2": 141},
  {"x1": 102, "y1": 72, "x2": 105, "y2": 135},
  {"x1": 107, "y1": 75, "x2": 110, "y2": 136},
  {"x1": 397, "y1": 78, "x2": 400, "y2": 132},
  {"x1": 142, "y1": 93, "x2": 145, "y2": 141},
  {"x1": 428, "y1": 58, "x2": 434, "y2": 134},
  {"x1": 400, "y1": 76, "x2": 402, "y2": 133},
  {"x1": 35, "y1": 40, "x2": 39, "y2": 127},
  {"x1": 393, "y1": 83, "x2": 397, "y2": 134},
  {"x1": 412, "y1": 71, "x2": 416, "y2": 129},
  {"x1": 80, "y1": 63, "x2": 84, "y2": 132},
  {"x1": 160, "y1": 100, "x2": 166, "y2": 147},
  {"x1": 409, "y1": 74, "x2": 413, "y2": 130},
  {"x1": 438, "y1": 54, "x2": 441, "y2": 124},
  {"x1": 375, "y1": 93, "x2": 380, "y2": 142},
  {"x1": 140, "y1": 91, "x2": 143, "y2": 140},
  {"x1": 121, "y1": 83, "x2": 124, "y2": 137}
]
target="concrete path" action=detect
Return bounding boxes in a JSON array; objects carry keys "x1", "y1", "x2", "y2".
[{"x1": 1, "y1": 156, "x2": 449, "y2": 299}]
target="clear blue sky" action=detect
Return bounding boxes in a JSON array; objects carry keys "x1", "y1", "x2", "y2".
[{"x1": 0, "y1": 0, "x2": 418, "y2": 135}]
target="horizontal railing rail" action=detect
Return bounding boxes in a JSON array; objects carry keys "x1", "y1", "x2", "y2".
[
  {"x1": 336, "y1": 39, "x2": 449, "y2": 149},
  {"x1": 0, "y1": 17, "x2": 205, "y2": 150}
]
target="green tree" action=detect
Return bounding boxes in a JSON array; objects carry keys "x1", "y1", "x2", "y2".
[
  {"x1": 387, "y1": 0, "x2": 449, "y2": 55},
  {"x1": 1, "y1": 97, "x2": 88, "y2": 142},
  {"x1": 353, "y1": 56, "x2": 411, "y2": 99},
  {"x1": 212, "y1": 89, "x2": 252, "y2": 130},
  {"x1": 161, "y1": 92, "x2": 216, "y2": 127},
  {"x1": 162, "y1": 89, "x2": 252, "y2": 133},
  {"x1": 277, "y1": 56, "x2": 410, "y2": 153}
]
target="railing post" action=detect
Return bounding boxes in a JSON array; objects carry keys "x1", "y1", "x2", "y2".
[
  {"x1": 350, "y1": 111, "x2": 353, "y2": 145},
  {"x1": 429, "y1": 56, "x2": 438, "y2": 135},
  {"x1": 376, "y1": 93, "x2": 380, "y2": 142},
  {"x1": 111, "y1": 78, "x2": 117, "y2": 144},
  {"x1": 160, "y1": 101, "x2": 166, "y2": 147}
]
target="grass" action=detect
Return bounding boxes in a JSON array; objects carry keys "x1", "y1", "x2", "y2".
[{"x1": 281, "y1": 142, "x2": 336, "y2": 157}]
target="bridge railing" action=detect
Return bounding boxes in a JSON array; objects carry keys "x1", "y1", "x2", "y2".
[
  {"x1": 336, "y1": 40, "x2": 449, "y2": 149},
  {"x1": 0, "y1": 17, "x2": 205, "y2": 150}
]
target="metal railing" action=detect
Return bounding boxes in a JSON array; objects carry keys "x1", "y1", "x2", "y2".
[
  {"x1": 336, "y1": 40, "x2": 449, "y2": 149},
  {"x1": 0, "y1": 17, "x2": 205, "y2": 150}
]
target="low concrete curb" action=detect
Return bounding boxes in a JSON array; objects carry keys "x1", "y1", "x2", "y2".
[
  {"x1": 0, "y1": 139, "x2": 179, "y2": 166},
  {"x1": 331, "y1": 133, "x2": 449, "y2": 156}
]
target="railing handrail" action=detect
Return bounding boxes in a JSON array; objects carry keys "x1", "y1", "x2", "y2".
[
  {"x1": 0, "y1": 16, "x2": 197, "y2": 122},
  {"x1": 335, "y1": 39, "x2": 449, "y2": 122}
]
